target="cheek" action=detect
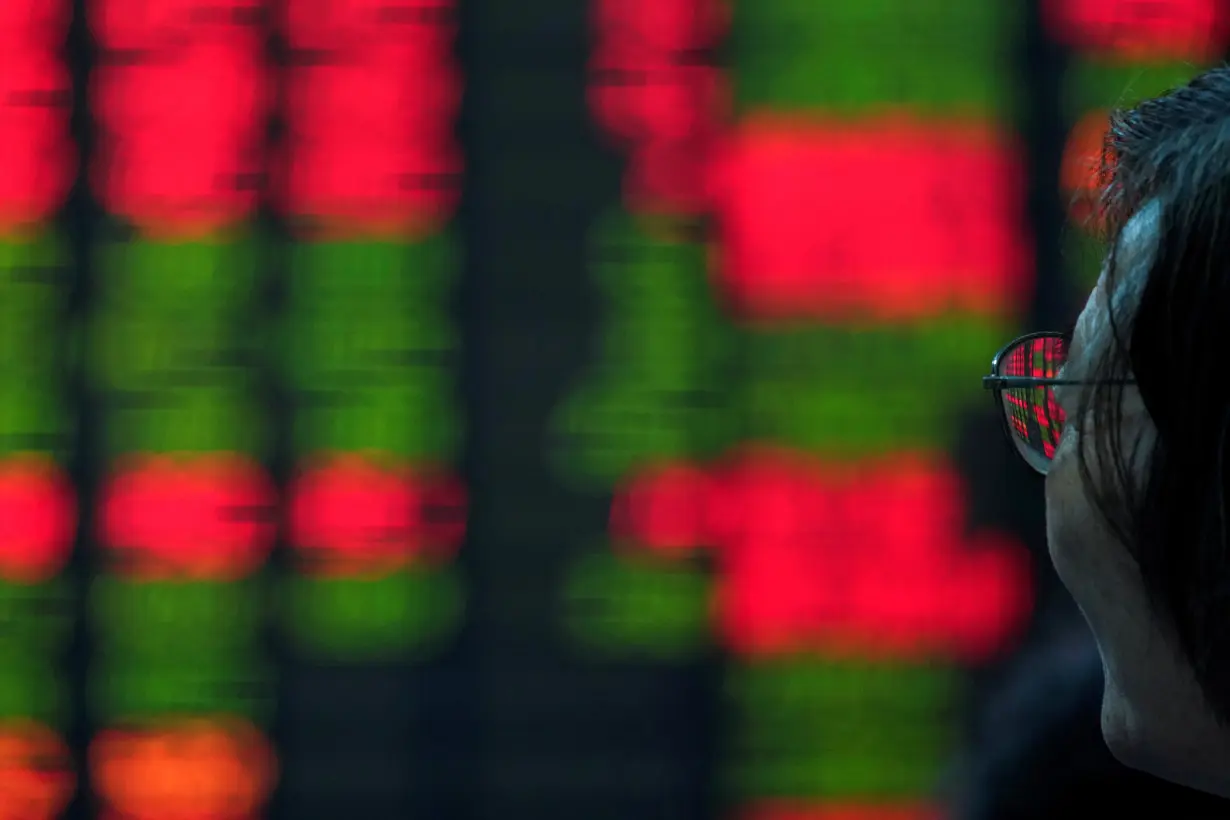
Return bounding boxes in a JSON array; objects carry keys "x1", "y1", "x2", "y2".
[{"x1": 1044, "y1": 458, "x2": 1095, "y2": 587}]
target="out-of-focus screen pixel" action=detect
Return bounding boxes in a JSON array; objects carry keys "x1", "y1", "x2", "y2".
[{"x1": 0, "y1": 0, "x2": 1224, "y2": 818}]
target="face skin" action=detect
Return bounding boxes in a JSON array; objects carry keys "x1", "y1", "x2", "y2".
[{"x1": 1045, "y1": 200, "x2": 1230, "y2": 796}]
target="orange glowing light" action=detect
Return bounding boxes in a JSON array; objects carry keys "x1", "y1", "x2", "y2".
[
  {"x1": 1061, "y1": 109, "x2": 1113, "y2": 232},
  {"x1": 0, "y1": 721, "x2": 75, "y2": 820},
  {"x1": 90, "y1": 719, "x2": 276, "y2": 819}
]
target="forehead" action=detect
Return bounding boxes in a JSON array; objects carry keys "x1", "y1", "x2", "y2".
[{"x1": 1069, "y1": 199, "x2": 1159, "y2": 368}]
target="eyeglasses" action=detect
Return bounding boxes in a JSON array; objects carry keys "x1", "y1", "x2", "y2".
[{"x1": 982, "y1": 332, "x2": 1078, "y2": 475}]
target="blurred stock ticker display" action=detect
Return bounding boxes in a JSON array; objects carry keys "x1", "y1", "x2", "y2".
[{"x1": 0, "y1": 0, "x2": 1223, "y2": 818}]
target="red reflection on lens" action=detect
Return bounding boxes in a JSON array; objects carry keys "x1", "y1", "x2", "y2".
[
  {"x1": 288, "y1": 454, "x2": 465, "y2": 575},
  {"x1": 98, "y1": 453, "x2": 277, "y2": 580},
  {"x1": 709, "y1": 117, "x2": 1031, "y2": 322},
  {"x1": 1042, "y1": 0, "x2": 1229, "y2": 60},
  {"x1": 0, "y1": 456, "x2": 75, "y2": 584}
]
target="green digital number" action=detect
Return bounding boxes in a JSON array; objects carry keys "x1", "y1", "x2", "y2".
[
  {"x1": 102, "y1": 384, "x2": 268, "y2": 456},
  {"x1": 732, "y1": 0, "x2": 1018, "y2": 116},
  {"x1": 735, "y1": 316, "x2": 1007, "y2": 456},
  {"x1": 89, "y1": 577, "x2": 263, "y2": 662},
  {"x1": 0, "y1": 665, "x2": 68, "y2": 727},
  {"x1": 96, "y1": 234, "x2": 259, "y2": 316},
  {"x1": 563, "y1": 547, "x2": 711, "y2": 659},
  {"x1": 0, "y1": 383, "x2": 71, "y2": 458},
  {"x1": 552, "y1": 211, "x2": 733, "y2": 488},
  {"x1": 726, "y1": 660, "x2": 958, "y2": 800},
  {"x1": 288, "y1": 235, "x2": 455, "y2": 311},
  {"x1": 280, "y1": 567, "x2": 463, "y2": 662},
  {"x1": 553, "y1": 382, "x2": 729, "y2": 488},
  {"x1": 0, "y1": 580, "x2": 72, "y2": 661},
  {"x1": 89, "y1": 657, "x2": 273, "y2": 723},
  {"x1": 281, "y1": 312, "x2": 455, "y2": 392},
  {"x1": 293, "y1": 381, "x2": 459, "y2": 460}
]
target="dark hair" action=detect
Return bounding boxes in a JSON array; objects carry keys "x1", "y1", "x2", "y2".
[{"x1": 1081, "y1": 64, "x2": 1230, "y2": 722}]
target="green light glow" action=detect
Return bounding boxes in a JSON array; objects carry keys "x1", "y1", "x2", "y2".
[
  {"x1": 0, "y1": 580, "x2": 72, "y2": 660},
  {"x1": 732, "y1": 0, "x2": 1018, "y2": 116},
  {"x1": 89, "y1": 657, "x2": 273, "y2": 722},
  {"x1": 725, "y1": 660, "x2": 958, "y2": 799},
  {"x1": 563, "y1": 548, "x2": 710, "y2": 659},
  {"x1": 89, "y1": 578, "x2": 262, "y2": 661},
  {"x1": 280, "y1": 568, "x2": 463, "y2": 661},
  {"x1": 0, "y1": 665, "x2": 67, "y2": 727}
]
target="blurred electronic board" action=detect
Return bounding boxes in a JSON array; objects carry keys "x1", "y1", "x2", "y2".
[{"x1": 0, "y1": 1, "x2": 1224, "y2": 819}]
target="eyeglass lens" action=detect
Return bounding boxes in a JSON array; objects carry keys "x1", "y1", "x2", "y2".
[{"x1": 997, "y1": 335, "x2": 1066, "y2": 474}]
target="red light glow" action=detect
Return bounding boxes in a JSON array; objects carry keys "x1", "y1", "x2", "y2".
[
  {"x1": 591, "y1": 0, "x2": 728, "y2": 53},
  {"x1": 588, "y1": 0, "x2": 728, "y2": 215},
  {"x1": 288, "y1": 454, "x2": 466, "y2": 575},
  {"x1": 0, "y1": 456, "x2": 75, "y2": 583},
  {"x1": 90, "y1": 0, "x2": 268, "y2": 235},
  {"x1": 612, "y1": 448, "x2": 1031, "y2": 661},
  {"x1": 743, "y1": 803, "x2": 940, "y2": 820},
  {"x1": 0, "y1": 721, "x2": 74, "y2": 820},
  {"x1": 97, "y1": 453, "x2": 276, "y2": 580},
  {"x1": 709, "y1": 116, "x2": 1032, "y2": 322},
  {"x1": 1042, "y1": 0, "x2": 1229, "y2": 60},
  {"x1": 278, "y1": 0, "x2": 462, "y2": 236},
  {"x1": 0, "y1": 1, "x2": 74, "y2": 232}
]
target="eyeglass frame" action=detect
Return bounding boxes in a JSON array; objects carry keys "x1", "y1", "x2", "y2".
[{"x1": 982, "y1": 331, "x2": 1135, "y2": 474}]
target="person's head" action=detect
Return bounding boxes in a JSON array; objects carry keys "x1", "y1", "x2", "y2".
[
  {"x1": 985, "y1": 64, "x2": 1230, "y2": 795},
  {"x1": 956, "y1": 626, "x2": 1230, "y2": 819}
]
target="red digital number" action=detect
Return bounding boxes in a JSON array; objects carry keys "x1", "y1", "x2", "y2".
[
  {"x1": 742, "y1": 804, "x2": 941, "y2": 820},
  {"x1": 288, "y1": 454, "x2": 465, "y2": 576},
  {"x1": 1042, "y1": 0, "x2": 1229, "y2": 60},
  {"x1": 90, "y1": 0, "x2": 268, "y2": 234},
  {"x1": 278, "y1": 0, "x2": 463, "y2": 235},
  {"x1": 588, "y1": 0, "x2": 728, "y2": 216},
  {"x1": 709, "y1": 117, "x2": 1031, "y2": 322},
  {"x1": 282, "y1": 0, "x2": 456, "y2": 51},
  {"x1": 0, "y1": 456, "x2": 75, "y2": 585},
  {"x1": 612, "y1": 448, "x2": 1031, "y2": 661},
  {"x1": 97, "y1": 453, "x2": 277, "y2": 580},
  {"x1": 0, "y1": 2, "x2": 74, "y2": 232}
]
